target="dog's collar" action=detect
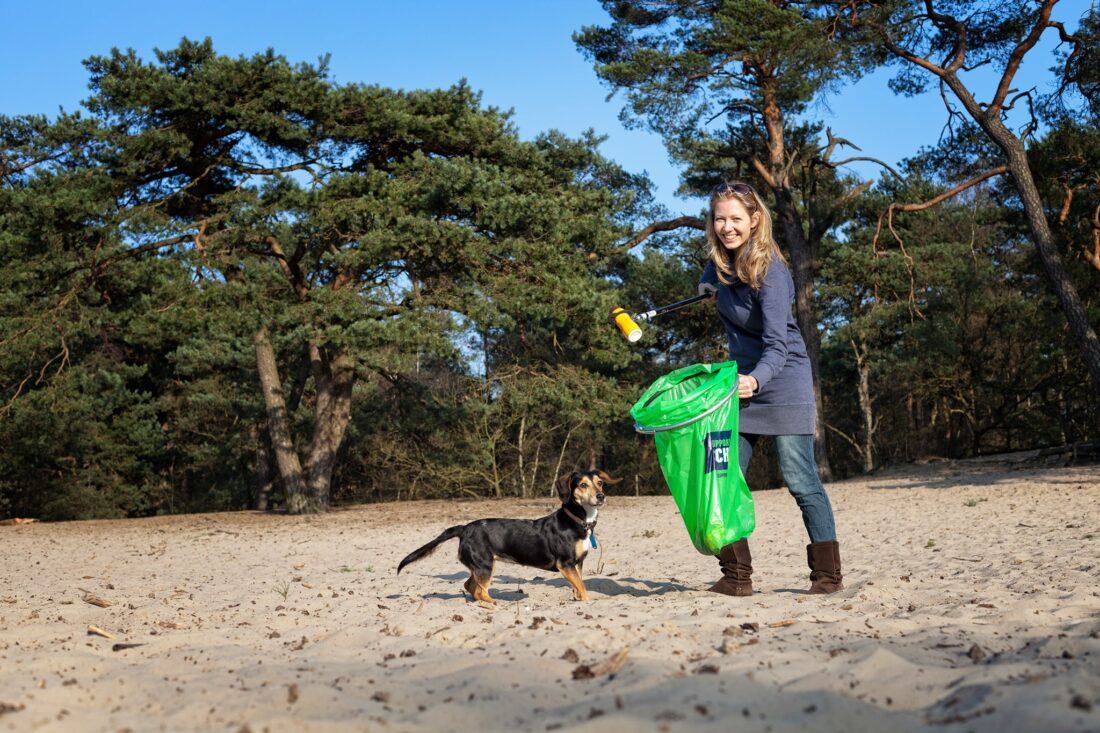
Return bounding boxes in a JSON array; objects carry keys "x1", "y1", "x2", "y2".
[{"x1": 562, "y1": 506, "x2": 596, "y2": 530}]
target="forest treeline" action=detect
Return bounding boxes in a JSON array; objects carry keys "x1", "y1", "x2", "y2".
[{"x1": 2, "y1": 2, "x2": 1098, "y2": 520}]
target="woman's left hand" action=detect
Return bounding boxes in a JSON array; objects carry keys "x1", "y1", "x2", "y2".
[{"x1": 737, "y1": 374, "x2": 758, "y2": 399}]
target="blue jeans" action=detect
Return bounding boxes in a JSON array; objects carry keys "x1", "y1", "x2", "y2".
[{"x1": 739, "y1": 434, "x2": 837, "y2": 543}]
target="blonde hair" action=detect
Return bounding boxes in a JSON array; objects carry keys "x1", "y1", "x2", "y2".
[{"x1": 705, "y1": 181, "x2": 785, "y2": 290}]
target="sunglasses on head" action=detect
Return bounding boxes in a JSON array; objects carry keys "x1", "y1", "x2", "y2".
[{"x1": 712, "y1": 181, "x2": 754, "y2": 196}]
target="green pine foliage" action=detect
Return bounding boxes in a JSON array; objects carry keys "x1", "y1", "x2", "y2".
[{"x1": 2, "y1": 24, "x2": 1098, "y2": 520}]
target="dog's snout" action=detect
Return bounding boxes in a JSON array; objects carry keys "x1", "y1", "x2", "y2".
[{"x1": 596, "y1": 493, "x2": 605, "y2": 502}]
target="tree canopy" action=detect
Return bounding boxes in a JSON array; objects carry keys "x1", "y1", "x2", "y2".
[{"x1": 2, "y1": 16, "x2": 1097, "y2": 520}]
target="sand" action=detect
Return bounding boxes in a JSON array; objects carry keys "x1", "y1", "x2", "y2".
[{"x1": 1, "y1": 455, "x2": 1098, "y2": 732}]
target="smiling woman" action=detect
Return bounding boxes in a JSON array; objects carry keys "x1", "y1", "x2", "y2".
[
  {"x1": 704, "y1": 181, "x2": 783, "y2": 294},
  {"x1": 697, "y1": 180, "x2": 843, "y2": 598}
]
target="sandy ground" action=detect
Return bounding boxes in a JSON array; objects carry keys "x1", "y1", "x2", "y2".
[{"x1": 1, "y1": 456, "x2": 1099, "y2": 733}]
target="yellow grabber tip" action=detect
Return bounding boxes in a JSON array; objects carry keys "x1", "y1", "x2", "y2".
[{"x1": 609, "y1": 306, "x2": 642, "y2": 342}]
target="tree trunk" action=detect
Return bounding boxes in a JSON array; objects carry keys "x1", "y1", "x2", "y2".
[
  {"x1": 529, "y1": 439, "x2": 542, "y2": 500},
  {"x1": 906, "y1": 393, "x2": 916, "y2": 462},
  {"x1": 1002, "y1": 144, "x2": 1100, "y2": 396},
  {"x1": 755, "y1": 83, "x2": 833, "y2": 479},
  {"x1": 253, "y1": 326, "x2": 318, "y2": 513},
  {"x1": 852, "y1": 338, "x2": 875, "y2": 472},
  {"x1": 940, "y1": 74, "x2": 1100, "y2": 398},
  {"x1": 1057, "y1": 354, "x2": 1069, "y2": 445},
  {"x1": 286, "y1": 343, "x2": 313, "y2": 413},
  {"x1": 489, "y1": 424, "x2": 502, "y2": 498},
  {"x1": 303, "y1": 341, "x2": 355, "y2": 509},
  {"x1": 551, "y1": 425, "x2": 576, "y2": 497},
  {"x1": 771, "y1": 187, "x2": 833, "y2": 479},
  {"x1": 517, "y1": 413, "x2": 527, "y2": 498},
  {"x1": 251, "y1": 423, "x2": 275, "y2": 511}
]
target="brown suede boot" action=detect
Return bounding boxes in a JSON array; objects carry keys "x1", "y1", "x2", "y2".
[
  {"x1": 807, "y1": 540, "x2": 844, "y2": 594},
  {"x1": 708, "y1": 538, "x2": 753, "y2": 596}
]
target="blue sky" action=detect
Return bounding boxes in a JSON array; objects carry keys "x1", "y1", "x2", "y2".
[{"x1": 1, "y1": 0, "x2": 1090, "y2": 215}]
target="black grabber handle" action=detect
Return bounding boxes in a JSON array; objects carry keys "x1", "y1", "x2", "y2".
[{"x1": 633, "y1": 293, "x2": 709, "y2": 322}]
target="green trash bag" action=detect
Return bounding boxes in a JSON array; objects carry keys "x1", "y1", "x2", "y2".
[{"x1": 631, "y1": 361, "x2": 755, "y2": 555}]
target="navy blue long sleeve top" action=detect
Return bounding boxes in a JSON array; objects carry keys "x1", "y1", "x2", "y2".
[{"x1": 700, "y1": 258, "x2": 816, "y2": 435}]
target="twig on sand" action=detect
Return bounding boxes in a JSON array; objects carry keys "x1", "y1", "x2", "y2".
[
  {"x1": 79, "y1": 590, "x2": 112, "y2": 608},
  {"x1": 767, "y1": 619, "x2": 798, "y2": 628},
  {"x1": 572, "y1": 648, "x2": 630, "y2": 680},
  {"x1": 87, "y1": 625, "x2": 116, "y2": 639}
]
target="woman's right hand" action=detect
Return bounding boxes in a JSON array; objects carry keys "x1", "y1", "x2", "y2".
[{"x1": 698, "y1": 282, "x2": 717, "y2": 302}]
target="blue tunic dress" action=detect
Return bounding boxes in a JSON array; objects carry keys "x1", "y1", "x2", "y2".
[{"x1": 700, "y1": 259, "x2": 816, "y2": 435}]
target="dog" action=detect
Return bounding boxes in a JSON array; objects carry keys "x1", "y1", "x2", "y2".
[{"x1": 397, "y1": 469, "x2": 620, "y2": 603}]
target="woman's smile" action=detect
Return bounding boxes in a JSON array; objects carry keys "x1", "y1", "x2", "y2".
[{"x1": 712, "y1": 197, "x2": 759, "y2": 251}]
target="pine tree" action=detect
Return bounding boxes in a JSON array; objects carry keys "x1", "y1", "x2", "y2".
[{"x1": 576, "y1": 0, "x2": 886, "y2": 475}]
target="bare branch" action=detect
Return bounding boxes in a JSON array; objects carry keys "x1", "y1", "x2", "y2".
[
  {"x1": 266, "y1": 235, "x2": 310, "y2": 301},
  {"x1": 880, "y1": 29, "x2": 937, "y2": 73},
  {"x1": 2, "y1": 371, "x2": 37, "y2": 414},
  {"x1": 1057, "y1": 180, "x2": 1076, "y2": 226},
  {"x1": 836, "y1": 179, "x2": 875, "y2": 209},
  {"x1": 936, "y1": 77, "x2": 967, "y2": 142},
  {"x1": 110, "y1": 163, "x2": 219, "y2": 224},
  {"x1": 230, "y1": 160, "x2": 317, "y2": 176},
  {"x1": 1015, "y1": 90, "x2": 1039, "y2": 142},
  {"x1": 706, "y1": 98, "x2": 758, "y2": 126},
  {"x1": 1, "y1": 323, "x2": 73, "y2": 417},
  {"x1": 813, "y1": 130, "x2": 900, "y2": 203},
  {"x1": 1061, "y1": 183, "x2": 1100, "y2": 272},
  {"x1": 751, "y1": 156, "x2": 778, "y2": 189},
  {"x1": 612, "y1": 216, "x2": 704, "y2": 255},
  {"x1": 923, "y1": 0, "x2": 969, "y2": 73},
  {"x1": 1050, "y1": 19, "x2": 1086, "y2": 97},
  {"x1": 230, "y1": 159, "x2": 323, "y2": 185},
  {"x1": 872, "y1": 166, "x2": 1010, "y2": 320},
  {"x1": 827, "y1": 156, "x2": 904, "y2": 180},
  {"x1": 113, "y1": 233, "x2": 196, "y2": 260},
  {"x1": 822, "y1": 127, "x2": 860, "y2": 162},
  {"x1": 332, "y1": 273, "x2": 355, "y2": 292},
  {"x1": 961, "y1": 58, "x2": 993, "y2": 73},
  {"x1": 990, "y1": 0, "x2": 1057, "y2": 114},
  {"x1": 685, "y1": 54, "x2": 740, "y2": 85},
  {"x1": 0, "y1": 150, "x2": 67, "y2": 183},
  {"x1": 43, "y1": 327, "x2": 70, "y2": 384},
  {"x1": 825, "y1": 422, "x2": 864, "y2": 454},
  {"x1": 873, "y1": 166, "x2": 1010, "y2": 252},
  {"x1": 783, "y1": 144, "x2": 802, "y2": 182},
  {"x1": 1003, "y1": 89, "x2": 1033, "y2": 113}
]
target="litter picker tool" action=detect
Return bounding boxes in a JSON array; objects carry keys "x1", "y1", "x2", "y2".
[{"x1": 609, "y1": 293, "x2": 710, "y2": 342}]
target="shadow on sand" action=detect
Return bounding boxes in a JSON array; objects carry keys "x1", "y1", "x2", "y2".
[{"x1": 399, "y1": 571, "x2": 691, "y2": 602}]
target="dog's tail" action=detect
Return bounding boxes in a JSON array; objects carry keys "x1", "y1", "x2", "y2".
[{"x1": 397, "y1": 525, "x2": 464, "y2": 574}]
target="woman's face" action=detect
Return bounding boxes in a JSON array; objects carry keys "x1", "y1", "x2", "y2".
[{"x1": 713, "y1": 196, "x2": 760, "y2": 252}]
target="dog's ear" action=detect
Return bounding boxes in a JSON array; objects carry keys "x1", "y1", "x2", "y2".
[
  {"x1": 596, "y1": 470, "x2": 622, "y2": 487},
  {"x1": 555, "y1": 472, "x2": 577, "y2": 503}
]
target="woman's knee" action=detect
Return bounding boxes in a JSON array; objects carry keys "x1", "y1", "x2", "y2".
[{"x1": 775, "y1": 435, "x2": 824, "y2": 496}]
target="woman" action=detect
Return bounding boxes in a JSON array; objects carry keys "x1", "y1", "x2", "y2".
[{"x1": 697, "y1": 180, "x2": 843, "y2": 596}]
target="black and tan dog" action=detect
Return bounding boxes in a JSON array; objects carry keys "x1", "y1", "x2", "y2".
[{"x1": 397, "y1": 470, "x2": 619, "y2": 603}]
